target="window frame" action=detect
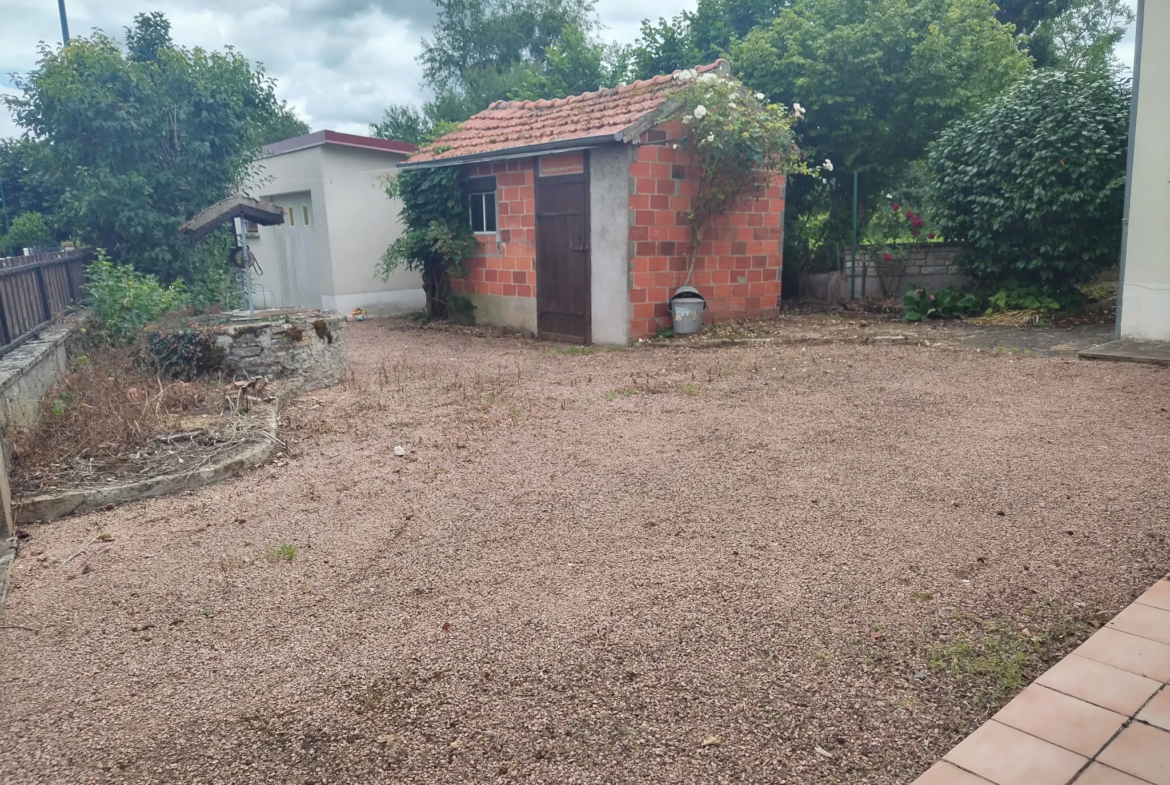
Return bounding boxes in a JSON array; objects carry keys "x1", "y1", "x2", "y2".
[
  {"x1": 465, "y1": 175, "x2": 498, "y2": 235},
  {"x1": 468, "y1": 191, "x2": 497, "y2": 234}
]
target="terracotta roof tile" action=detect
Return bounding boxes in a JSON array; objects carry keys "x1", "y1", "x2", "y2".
[{"x1": 408, "y1": 60, "x2": 728, "y2": 164}]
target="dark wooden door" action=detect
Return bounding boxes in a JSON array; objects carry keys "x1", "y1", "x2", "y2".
[{"x1": 535, "y1": 169, "x2": 590, "y2": 343}]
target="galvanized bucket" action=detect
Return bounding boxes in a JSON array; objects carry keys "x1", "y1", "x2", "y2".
[{"x1": 669, "y1": 286, "x2": 707, "y2": 335}]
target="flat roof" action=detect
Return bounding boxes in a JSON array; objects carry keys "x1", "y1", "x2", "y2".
[{"x1": 262, "y1": 130, "x2": 417, "y2": 158}]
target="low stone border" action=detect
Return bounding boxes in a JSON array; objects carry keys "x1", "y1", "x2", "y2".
[
  {"x1": 0, "y1": 536, "x2": 16, "y2": 615},
  {"x1": 643, "y1": 332, "x2": 917, "y2": 349},
  {"x1": 13, "y1": 385, "x2": 297, "y2": 525}
]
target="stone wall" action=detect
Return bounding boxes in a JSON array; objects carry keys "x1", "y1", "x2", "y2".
[
  {"x1": 850, "y1": 244, "x2": 966, "y2": 295},
  {"x1": 801, "y1": 244, "x2": 967, "y2": 303},
  {"x1": 212, "y1": 311, "x2": 348, "y2": 391},
  {"x1": 0, "y1": 314, "x2": 84, "y2": 535}
]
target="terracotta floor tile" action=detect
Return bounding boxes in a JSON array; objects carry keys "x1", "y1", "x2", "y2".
[
  {"x1": 992, "y1": 684, "x2": 1126, "y2": 757},
  {"x1": 1137, "y1": 686, "x2": 1170, "y2": 732},
  {"x1": 1136, "y1": 580, "x2": 1170, "y2": 613},
  {"x1": 1076, "y1": 628, "x2": 1170, "y2": 682},
  {"x1": 943, "y1": 720, "x2": 1088, "y2": 785},
  {"x1": 1074, "y1": 762, "x2": 1159, "y2": 785},
  {"x1": 1097, "y1": 722, "x2": 1170, "y2": 785},
  {"x1": 1036, "y1": 654, "x2": 1163, "y2": 716},
  {"x1": 912, "y1": 760, "x2": 997, "y2": 784},
  {"x1": 1109, "y1": 603, "x2": 1170, "y2": 647}
]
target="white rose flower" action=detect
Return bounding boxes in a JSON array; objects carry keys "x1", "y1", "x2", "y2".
[
  {"x1": 793, "y1": 102, "x2": 805, "y2": 118},
  {"x1": 698, "y1": 73, "x2": 718, "y2": 84},
  {"x1": 822, "y1": 159, "x2": 834, "y2": 172},
  {"x1": 693, "y1": 105, "x2": 708, "y2": 119},
  {"x1": 705, "y1": 133, "x2": 715, "y2": 143}
]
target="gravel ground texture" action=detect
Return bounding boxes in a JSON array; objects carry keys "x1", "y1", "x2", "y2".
[{"x1": 2, "y1": 318, "x2": 1169, "y2": 785}]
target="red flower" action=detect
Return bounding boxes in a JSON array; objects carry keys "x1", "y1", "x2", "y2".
[
  {"x1": 909, "y1": 214, "x2": 924, "y2": 229},
  {"x1": 882, "y1": 253, "x2": 892, "y2": 262},
  {"x1": 928, "y1": 232, "x2": 936, "y2": 240},
  {"x1": 892, "y1": 202, "x2": 901, "y2": 211},
  {"x1": 910, "y1": 228, "x2": 920, "y2": 237},
  {"x1": 905, "y1": 210, "x2": 913, "y2": 219}
]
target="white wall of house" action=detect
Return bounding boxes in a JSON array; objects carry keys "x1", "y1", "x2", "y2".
[
  {"x1": 317, "y1": 145, "x2": 424, "y2": 315},
  {"x1": 1118, "y1": 0, "x2": 1170, "y2": 342},
  {"x1": 248, "y1": 141, "x2": 424, "y2": 315}
]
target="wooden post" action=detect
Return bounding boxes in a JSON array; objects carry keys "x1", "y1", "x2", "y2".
[{"x1": 34, "y1": 266, "x2": 53, "y2": 321}]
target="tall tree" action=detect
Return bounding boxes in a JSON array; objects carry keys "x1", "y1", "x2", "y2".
[
  {"x1": 1034, "y1": 0, "x2": 1135, "y2": 72},
  {"x1": 0, "y1": 138, "x2": 61, "y2": 234},
  {"x1": 733, "y1": 0, "x2": 1030, "y2": 247},
  {"x1": 374, "y1": 0, "x2": 630, "y2": 139},
  {"x1": 371, "y1": 105, "x2": 433, "y2": 145},
  {"x1": 508, "y1": 23, "x2": 635, "y2": 101},
  {"x1": 994, "y1": 0, "x2": 1073, "y2": 34},
  {"x1": 633, "y1": 0, "x2": 792, "y2": 79},
  {"x1": 4, "y1": 13, "x2": 302, "y2": 280}
]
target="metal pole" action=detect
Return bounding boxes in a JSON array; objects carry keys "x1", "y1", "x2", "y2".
[
  {"x1": 237, "y1": 218, "x2": 255, "y2": 317},
  {"x1": 57, "y1": 0, "x2": 70, "y2": 44},
  {"x1": 850, "y1": 171, "x2": 858, "y2": 300}
]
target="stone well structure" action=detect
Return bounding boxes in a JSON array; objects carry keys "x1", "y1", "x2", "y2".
[{"x1": 212, "y1": 310, "x2": 347, "y2": 390}]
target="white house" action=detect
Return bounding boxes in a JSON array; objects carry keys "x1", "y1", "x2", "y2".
[
  {"x1": 246, "y1": 130, "x2": 424, "y2": 315},
  {"x1": 1117, "y1": 0, "x2": 1170, "y2": 343}
]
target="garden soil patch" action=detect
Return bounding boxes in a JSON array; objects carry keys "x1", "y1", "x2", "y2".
[{"x1": 1, "y1": 318, "x2": 1168, "y2": 785}]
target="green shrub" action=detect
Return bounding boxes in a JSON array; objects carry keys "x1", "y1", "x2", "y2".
[
  {"x1": 186, "y1": 230, "x2": 244, "y2": 313},
  {"x1": 983, "y1": 281, "x2": 1063, "y2": 315},
  {"x1": 903, "y1": 287, "x2": 978, "y2": 321},
  {"x1": 1, "y1": 211, "x2": 54, "y2": 254},
  {"x1": 144, "y1": 327, "x2": 226, "y2": 380},
  {"x1": 928, "y1": 69, "x2": 1129, "y2": 292},
  {"x1": 85, "y1": 250, "x2": 187, "y2": 339}
]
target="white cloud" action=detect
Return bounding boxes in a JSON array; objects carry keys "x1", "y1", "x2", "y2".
[
  {"x1": 2, "y1": 0, "x2": 1138, "y2": 142},
  {"x1": 1, "y1": 0, "x2": 695, "y2": 140}
]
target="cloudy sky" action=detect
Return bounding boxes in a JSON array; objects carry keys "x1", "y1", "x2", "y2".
[
  {"x1": 0, "y1": 0, "x2": 693, "y2": 138},
  {"x1": 1, "y1": 0, "x2": 1138, "y2": 140}
]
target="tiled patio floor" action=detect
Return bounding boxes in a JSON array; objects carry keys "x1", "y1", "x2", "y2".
[{"x1": 912, "y1": 578, "x2": 1170, "y2": 785}]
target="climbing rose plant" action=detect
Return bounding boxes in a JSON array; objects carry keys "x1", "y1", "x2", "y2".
[{"x1": 672, "y1": 70, "x2": 811, "y2": 284}]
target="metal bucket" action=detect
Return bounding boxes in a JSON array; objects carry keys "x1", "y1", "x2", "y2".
[{"x1": 670, "y1": 297, "x2": 706, "y2": 335}]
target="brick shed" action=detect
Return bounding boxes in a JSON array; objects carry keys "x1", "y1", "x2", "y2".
[{"x1": 400, "y1": 59, "x2": 786, "y2": 345}]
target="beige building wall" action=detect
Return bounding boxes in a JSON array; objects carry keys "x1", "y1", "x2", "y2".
[
  {"x1": 1118, "y1": 0, "x2": 1170, "y2": 342},
  {"x1": 318, "y1": 145, "x2": 424, "y2": 315},
  {"x1": 249, "y1": 146, "x2": 331, "y2": 310},
  {"x1": 248, "y1": 142, "x2": 424, "y2": 316}
]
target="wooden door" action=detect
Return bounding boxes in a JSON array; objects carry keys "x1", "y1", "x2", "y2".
[{"x1": 535, "y1": 168, "x2": 590, "y2": 343}]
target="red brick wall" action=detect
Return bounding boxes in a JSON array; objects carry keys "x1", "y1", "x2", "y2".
[
  {"x1": 627, "y1": 121, "x2": 785, "y2": 340},
  {"x1": 449, "y1": 159, "x2": 537, "y2": 300}
]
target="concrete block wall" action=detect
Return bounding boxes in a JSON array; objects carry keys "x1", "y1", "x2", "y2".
[
  {"x1": 848, "y1": 244, "x2": 966, "y2": 295},
  {"x1": 627, "y1": 122, "x2": 785, "y2": 339}
]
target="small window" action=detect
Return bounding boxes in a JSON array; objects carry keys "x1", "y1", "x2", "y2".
[
  {"x1": 245, "y1": 220, "x2": 259, "y2": 236},
  {"x1": 469, "y1": 192, "x2": 497, "y2": 234},
  {"x1": 302, "y1": 206, "x2": 311, "y2": 226},
  {"x1": 287, "y1": 207, "x2": 295, "y2": 227}
]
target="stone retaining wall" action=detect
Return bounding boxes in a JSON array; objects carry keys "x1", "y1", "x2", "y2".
[
  {"x1": 801, "y1": 244, "x2": 967, "y2": 303},
  {"x1": 0, "y1": 314, "x2": 84, "y2": 535},
  {"x1": 212, "y1": 311, "x2": 348, "y2": 390}
]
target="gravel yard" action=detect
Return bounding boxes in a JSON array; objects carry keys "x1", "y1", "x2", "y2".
[{"x1": 3, "y1": 318, "x2": 1169, "y2": 785}]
